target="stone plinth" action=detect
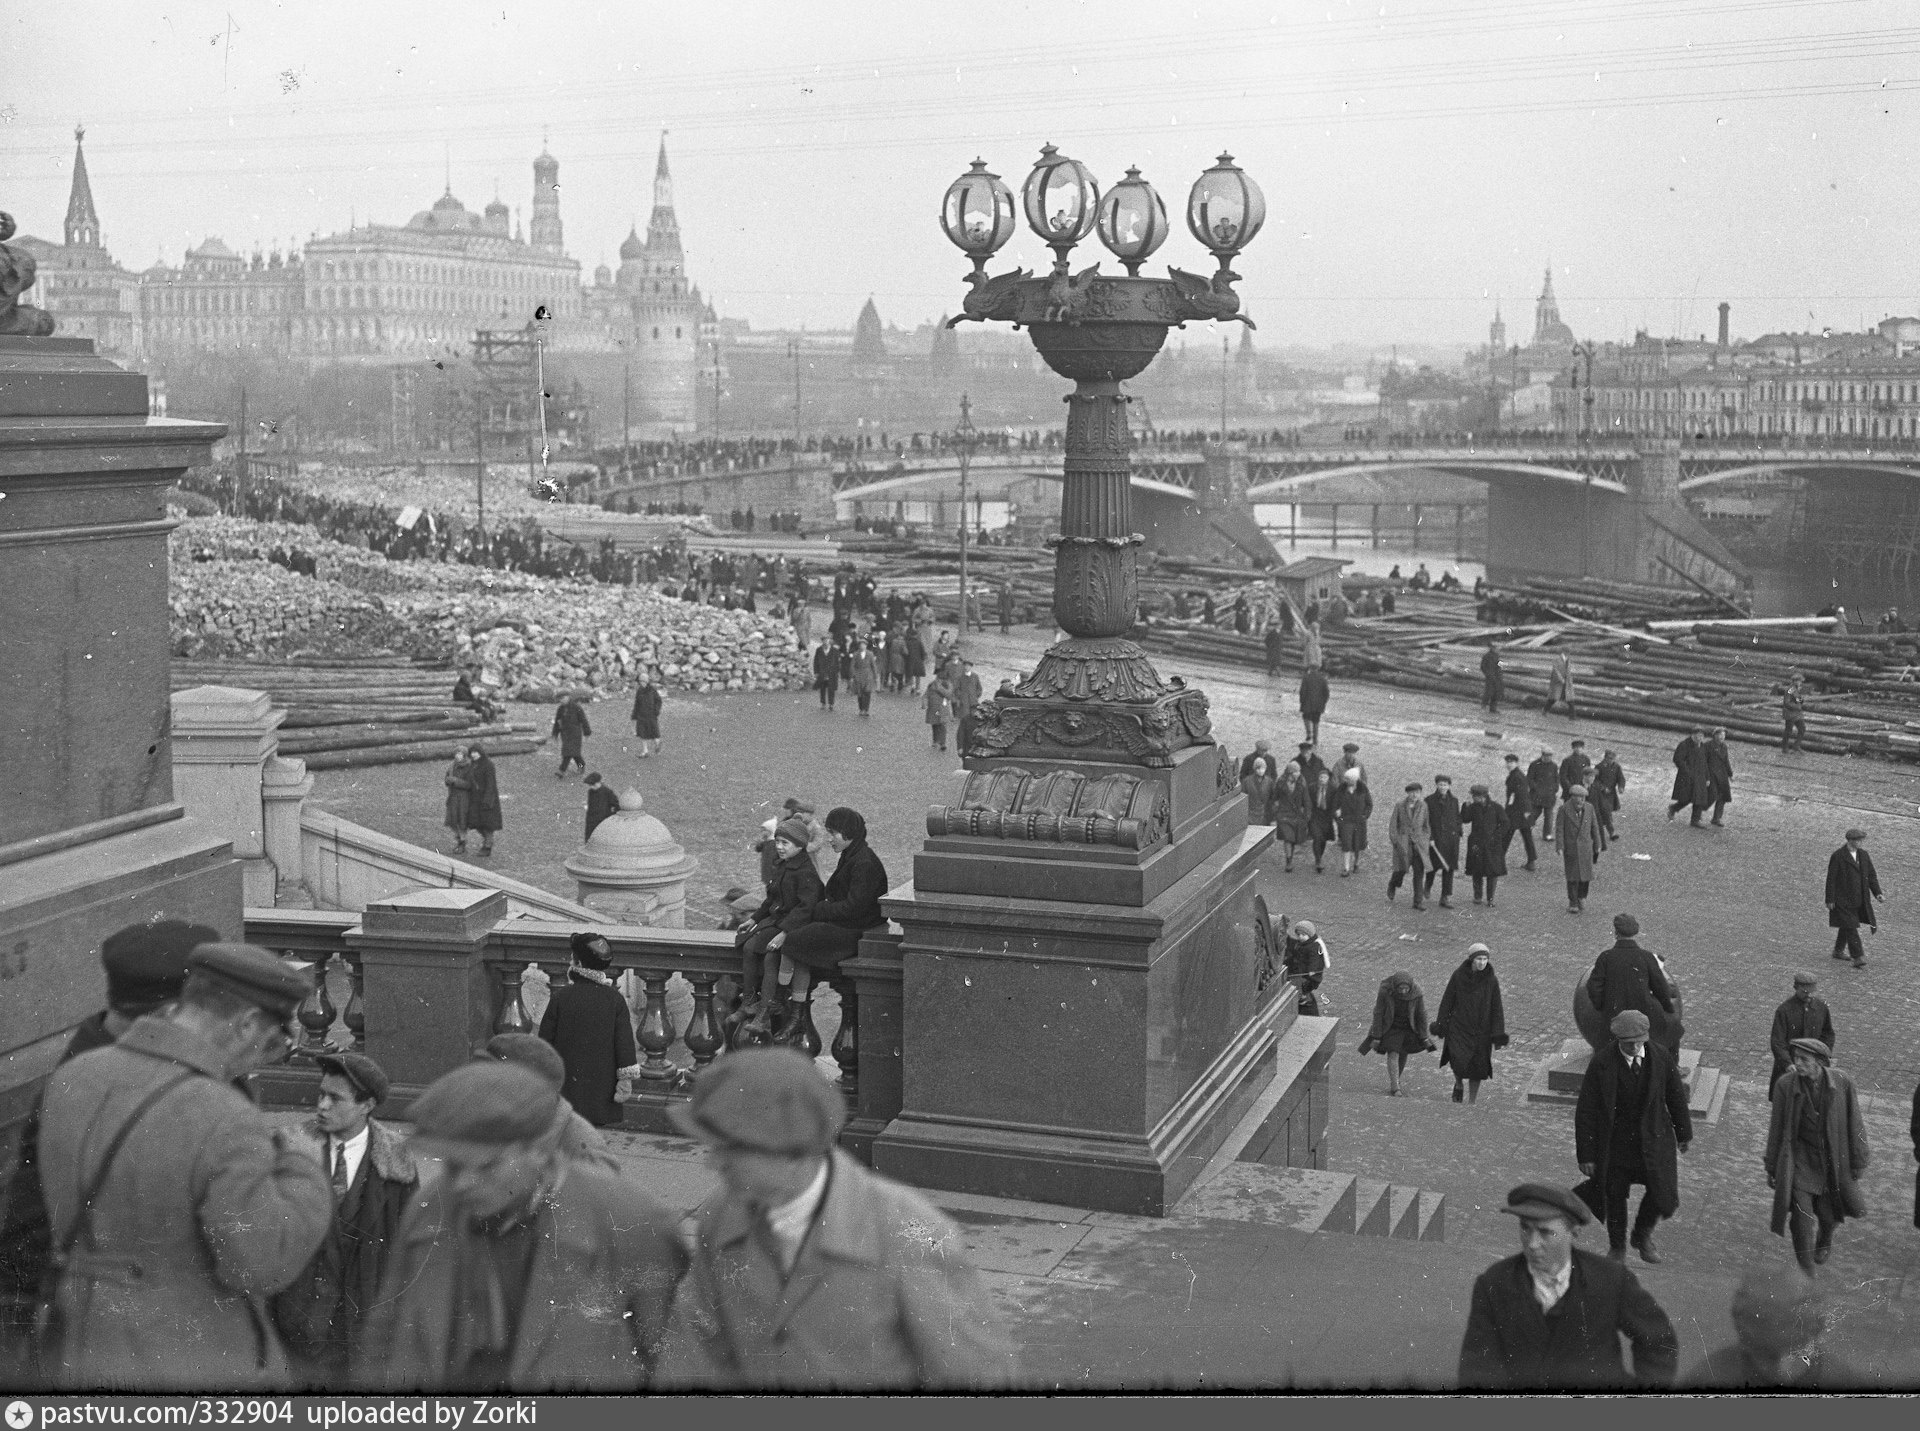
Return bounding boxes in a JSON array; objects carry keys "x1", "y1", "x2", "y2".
[
  {"x1": 0, "y1": 334, "x2": 234, "y2": 1142},
  {"x1": 349, "y1": 887, "x2": 507, "y2": 1101},
  {"x1": 170, "y1": 685, "x2": 285, "y2": 906},
  {"x1": 564, "y1": 789, "x2": 695, "y2": 927},
  {"x1": 260, "y1": 755, "x2": 315, "y2": 906}
]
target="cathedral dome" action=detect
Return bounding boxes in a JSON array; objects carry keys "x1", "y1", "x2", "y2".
[
  {"x1": 618, "y1": 226, "x2": 646, "y2": 261},
  {"x1": 485, "y1": 196, "x2": 510, "y2": 221},
  {"x1": 594, "y1": 262, "x2": 612, "y2": 287},
  {"x1": 432, "y1": 191, "x2": 465, "y2": 214}
]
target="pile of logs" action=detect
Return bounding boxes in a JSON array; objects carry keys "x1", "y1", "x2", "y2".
[{"x1": 169, "y1": 657, "x2": 544, "y2": 770}]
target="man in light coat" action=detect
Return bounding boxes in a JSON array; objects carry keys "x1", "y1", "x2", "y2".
[
  {"x1": 1386, "y1": 782, "x2": 1430, "y2": 911},
  {"x1": 657, "y1": 1047, "x2": 1016, "y2": 1391},
  {"x1": 1555, "y1": 784, "x2": 1602, "y2": 914},
  {"x1": 1765, "y1": 1039, "x2": 1869, "y2": 1272},
  {"x1": 37, "y1": 944, "x2": 335, "y2": 1391}
]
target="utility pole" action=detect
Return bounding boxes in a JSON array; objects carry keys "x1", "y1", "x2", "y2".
[
  {"x1": 623, "y1": 350, "x2": 632, "y2": 477},
  {"x1": 1219, "y1": 334, "x2": 1229, "y2": 442},
  {"x1": 788, "y1": 338, "x2": 801, "y2": 455},
  {"x1": 712, "y1": 339, "x2": 722, "y2": 440},
  {"x1": 956, "y1": 392, "x2": 976, "y2": 645},
  {"x1": 475, "y1": 403, "x2": 486, "y2": 534},
  {"x1": 234, "y1": 385, "x2": 248, "y2": 514}
]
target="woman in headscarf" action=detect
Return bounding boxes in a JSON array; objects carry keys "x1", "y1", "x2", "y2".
[
  {"x1": 1329, "y1": 766, "x2": 1373, "y2": 878},
  {"x1": 1268, "y1": 760, "x2": 1313, "y2": 871},
  {"x1": 1358, "y1": 971, "x2": 1433, "y2": 1096},
  {"x1": 1433, "y1": 944, "x2": 1508, "y2": 1104},
  {"x1": 443, "y1": 748, "x2": 474, "y2": 853},
  {"x1": 1239, "y1": 752, "x2": 1277, "y2": 827}
]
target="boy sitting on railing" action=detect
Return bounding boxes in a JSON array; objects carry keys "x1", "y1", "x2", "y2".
[{"x1": 727, "y1": 817, "x2": 823, "y2": 1047}]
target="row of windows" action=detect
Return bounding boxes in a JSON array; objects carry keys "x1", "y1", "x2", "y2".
[{"x1": 317, "y1": 257, "x2": 566, "y2": 287}]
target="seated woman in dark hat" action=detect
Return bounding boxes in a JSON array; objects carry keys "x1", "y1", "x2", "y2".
[{"x1": 749, "y1": 807, "x2": 888, "y2": 1047}]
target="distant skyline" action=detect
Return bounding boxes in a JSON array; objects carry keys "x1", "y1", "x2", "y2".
[{"x1": 8, "y1": 0, "x2": 1920, "y2": 348}]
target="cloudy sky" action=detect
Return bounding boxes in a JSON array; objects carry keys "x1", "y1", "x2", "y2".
[{"x1": 7, "y1": 0, "x2": 1918, "y2": 348}]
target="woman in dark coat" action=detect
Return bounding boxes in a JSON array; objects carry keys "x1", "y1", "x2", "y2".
[
  {"x1": 774, "y1": 807, "x2": 890, "y2": 1047},
  {"x1": 1305, "y1": 767, "x2": 1337, "y2": 874},
  {"x1": 1240, "y1": 754, "x2": 1276, "y2": 827},
  {"x1": 1330, "y1": 768, "x2": 1373, "y2": 877},
  {"x1": 630, "y1": 673, "x2": 663, "y2": 757},
  {"x1": 813, "y1": 640, "x2": 840, "y2": 711},
  {"x1": 442, "y1": 750, "x2": 473, "y2": 852},
  {"x1": 1433, "y1": 945, "x2": 1508, "y2": 1103},
  {"x1": 1358, "y1": 972, "x2": 1433, "y2": 1095},
  {"x1": 1268, "y1": 762, "x2": 1313, "y2": 870},
  {"x1": 1462, "y1": 783, "x2": 1510, "y2": 907},
  {"x1": 537, "y1": 932, "x2": 637, "y2": 1128},
  {"x1": 464, "y1": 745, "x2": 501, "y2": 855},
  {"x1": 904, "y1": 628, "x2": 928, "y2": 696}
]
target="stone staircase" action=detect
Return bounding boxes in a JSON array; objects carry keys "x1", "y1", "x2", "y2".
[
  {"x1": 1524, "y1": 1038, "x2": 1730, "y2": 1124},
  {"x1": 1184, "y1": 1162, "x2": 1447, "y2": 1241}
]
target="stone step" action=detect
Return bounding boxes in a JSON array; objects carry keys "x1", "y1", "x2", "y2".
[
  {"x1": 1415, "y1": 1189, "x2": 1447, "y2": 1243},
  {"x1": 1354, "y1": 1179, "x2": 1392, "y2": 1236},
  {"x1": 1387, "y1": 1184, "x2": 1421, "y2": 1239}
]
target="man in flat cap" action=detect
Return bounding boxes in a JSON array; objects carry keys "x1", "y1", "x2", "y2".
[
  {"x1": 1555, "y1": 782, "x2": 1601, "y2": 913},
  {"x1": 357, "y1": 1061, "x2": 685, "y2": 1392},
  {"x1": 538, "y1": 931, "x2": 637, "y2": 1128},
  {"x1": 1528, "y1": 747, "x2": 1560, "y2": 845},
  {"x1": 1824, "y1": 828, "x2": 1884, "y2": 969},
  {"x1": 1423, "y1": 775, "x2": 1462, "y2": 910},
  {"x1": 1458, "y1": 1181, "x2": 1678, "y2": 1389},
  {"x1": 1704, "y1": 726, "x2": 1734, "y2": 827},
  {"x1": 37, "y1": 943, "x2": 335, "y2": 1390},
  {"x1": 1768, "y1": 973, "x2": 1835, "y2": 1091},
  {"x1": 1386, "y1": 782, "x2": 1430, "y2": 911},
  {"x1": 1764, "y1": 1038, "x2": 1869, "y2": 1272},
  {"x1": 270, "y1": 1053, "x2": 416, "y2": 1388},
  {"x1": 1463, "y1": 782, "x2": 1509, "y2": 908},
  {"x1": 656, "y1": 1048, "x2": 1016, "y2": 1391},
  {"x1": 1575, "y1": 1009, "x2": 1693, "y2": 1265},
  {"x1": 1668, "y1": 725, "x2": 1712, "y2": 827},
  {"x1": 0, "y1": 919, "x2": 216, "y2": 1383},
  {"x1": 1585, "y1": 914, "x2": 1679, "y2": 1056},
  {"x1": 1590, "y1": 747, "x2": 1626, "y2": 844},
  {"x1": 1557, "y1": 739, "x2": 1594, "y2": 824},
  {"x1": 476, "y1": 1034, "x2": 622, "y2": 1175},
  {"x1": 1502, "y1": 752, "x2": 1538, "y2": 870}
]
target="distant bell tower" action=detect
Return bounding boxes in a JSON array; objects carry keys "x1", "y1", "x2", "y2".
[
  {"x1": 1488, "y1": 304, "x2": 1506, "y2": 353},
  {"x1": 530, "y1": 143, "x2": 563, "y2": 254},
  {"x1": 645, "y1": 134, "x2": 683, "y2": 276},
  {"x1": 65, "y1": 124, "x2": 101, "y2": 249},
  {"x1": 1533, "y1": 266, "x2": 1560, "y2": 345}
]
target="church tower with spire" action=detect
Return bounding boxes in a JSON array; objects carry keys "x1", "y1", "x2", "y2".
[
  {"x1": 530, "y1": 144, "x2": 563, "y2": 255},
  {"x1": 65, "y1": 125, "x2": 101, "y2": 249},
  {"x1": 14, "y1": 124, "x2": 142, "y2": 356}
]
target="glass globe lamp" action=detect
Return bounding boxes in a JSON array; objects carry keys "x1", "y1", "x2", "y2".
[
  {"x1": 1095, "y1": 167, "x2": 1169, "y2": 276},
  {"x1": 940, "y1": 159, "x2": 1016, "y2": 275},
  {"x1": 1022, "y1": 144, "x2": 1100, "y2": 268},
  {"x1": 1186, "y1": 152, "x2": 1266, "y2": 265}
]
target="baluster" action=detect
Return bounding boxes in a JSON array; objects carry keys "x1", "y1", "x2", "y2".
[
  {"x1": 493, "y1": 960, "x2": 532, "y2": 1036},
  {"x1": 788, "y1": 989, "x2": 823, "y2": 1059},
  {"x1": 682, "y1": 974, "x2": 723, "y2": 1076},
  {"x1": 829, "y1": 984, "x2": 858, "y2": 1093},
  {"x1": 342, "y1": 951, "x2": 366, "y2": 1051},
  {"x1": 634, "y1": 973, "x2": 677, "y2": 1083},
  {"x1": 291, "y1": 952, "x2": 335, "y2": 1060}
]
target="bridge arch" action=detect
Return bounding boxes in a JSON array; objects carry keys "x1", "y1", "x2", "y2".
[
  {"x1": 1676, "y1": 461, "x2": 1920, "y2": 491},
  {"x1": 1245, "y1": 461, "x2": 1629, "y2": 500}
]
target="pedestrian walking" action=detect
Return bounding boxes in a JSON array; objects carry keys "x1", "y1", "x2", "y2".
[
  {"x1": 1544, "y1": 651, "x2": 1577, "y2": 715},
  {"x1": 443, "y1": 749, "x2": 474, "y2": 852},
  {"x1": 1574, "y1": 1009, "x2": 1693, "y2": 1265},
  {"x1": 1306, "y1": 767, "x2": 1336, "y2": 874},
  {"x1": 537, "y1": 932, "x2": 638, "y2": 1129},
  {"x1": 951, "y1": 659, "x2": 983, "y2": 752},
  {"x1": 1264, "y1": 624, "x2": 1286, "y2": 677},
  {"x1": 1586, "y1": 914, "x2": 1680, "y2": 1055},
  {"x1": 1683, "y1": 1266, "x2": 1867, "y2": 1388},
  {"x1": 1434, "y1": 944, "x2": 1507, "y2": 1103},
  {"x1": 884, "y1": 629, "x2": 907, "y2": 694},
  {"x1": 657, "y1": 1048, "x2": 1016, "y2": 1390},
  {"x1": 1386, "y1": 783, "x2": 1430, "y2": 909},
  {"x1": 849, "y1": 640, "x2": 879, "y2": 717},
  {"x1": 465, "y1": 745, "x2": 501, "y2": 856},
  {"x1": 997, "y1": 580, "x2": 1014, "y2": 634},
  {"x1": 1557, "y1": 739, "x2": 1594, "y2": 821},
  {"x1": 1358, "y1": 972, "x2": 1433, "y2": 1096},
  {"x1": 1479, "y1": 645, "x2": 1503, "y2": 715},
  {"x1": 1824, "y1": 827, "x2": 1883, "y2": 968},
  {"x1": 1768, "y1": 973, "x2": 1835, "y2": 1090},
  {"x1": 813, "y1": 640, "x2": 840, "y2": 711},
  {"x1": 1298, "y1": 666, "x2": 1329, "y2": 745},
  {"x1": 1556, "y1": 785, "x2": 1601, "y2": 913},
  {"x1": 732, "y1": 818, "x2": 824, "y2": 1046},
  {"x1": 1334, "y1": 741, "x2": 1366, "y2": 788},
  {"x1": 1463, "y1": 783, "x2": 1510, "y2": 907},
  {"x1": 630, "y1": 672, "x2": 663, "y2": 757},
  {"x1": 1280, "y1": 920, "x2": 1329, "y2": 1016},
  {"x1": 1292, "y1": 740, "x2": 1328, "y2": 787},
  {"x1": 1590, "y1": 748, "x2": 1625, "y2": 841},
  {"x1": 924, "y1": 672, "x2": 953, "y2": 753},
  {"x1": 1458, "y1": 1183, "x2": 1678, "y2": 1390},
  {"x1": 1241, "y1": 752, "x2": 1277, "y2": 826},
  {"x1": 905, "y1": 626, "x2": 927, "y2": 696},
  {"x1": 1330, "y1": 766, "x2": 1372, "y2": 878},
  {"x1": 1300, "y1": 617, "x2": 1323, "y2": 672},
  {"x1": 1667, "y1": 726, "x2": 1712, "y2": 826},
  {"x1": 1269, "y1": 762, "x2": 1312, "y2": 871},
  {"x1": 1502, "y1": 753, "x2": 1538, "y2": 870},
  {"x1": 583, "y1": 772, "x2": 620, "y2": 842},
  {"x1": 37, "y1": 944, "x2": 333, "y2": 1391},
  {"x1": 270, "y1": 1053, "x2": 417, "y2": 1390},
  {"x1": 1780, "y1": 674, "x2": 1809, "y2": 752},
  {"x1": 1528, "y1": 748, "x2": 1559, "y2": 844},
  {"x1": 1424, "y1": 775, "x2": 1462, "y2": 909},
  {"x1": 551, "y1": 694, "x2": 592, "y2": 777},
  {"x1": 357, "y1": 1062, "x2": 686, "y2": 1392},
  {"x1": 1705, "y1": 726, "x2": 1734, "y2": 826},
  {"x1": 1765, "y1": 1038, "x2": 1869, "y2": 1272}
]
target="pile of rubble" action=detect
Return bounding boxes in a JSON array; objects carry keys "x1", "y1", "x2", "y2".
[{"x1": 169, "y1": 559, "x2": 413, "y2": 659}]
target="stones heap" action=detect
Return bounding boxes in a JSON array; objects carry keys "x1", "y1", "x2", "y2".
[{"x1": 167, "y1": 515, "x2": 813, "y2": 698}]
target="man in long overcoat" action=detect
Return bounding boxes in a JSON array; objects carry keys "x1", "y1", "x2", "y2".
[
  {"x1": 1479, "y1": 645, "x2": 1503, "y2": 714},
  {"x1": 1298, "y1": 666, "x2": 1330, "y2": 745},
  {"x1": 1555, "y1": 784, "x2": 1602, "y2": 913},
  {"x1": 1768, "y1": 973, "x2": 1835, "y2": 1090},
  {"x1": 550, "y1": 695, "x2": 591, "y2": 776},
  {"x1": 1528, "y1": 748, "x2": 1560, "y2": 845},
  {"x1": 1423, "y1": 774, "x2": 1463, "y2": 909},
  {"x1": 537, "y1": 932, "x2": 636, "y2": 1128},
  {"x1": 37, "y1": 944, "x2": 335, "y2": 1390},
  {"x1": 656, "y1": 1049, "x2": 1016, "y2": 1390},
  {"x1": 1585, "y1": 914, "x2": 1679, "y2": 1055},
  {"x1": 583, "y1": 772, "x2": 620, "y2": 842},
  {"x1": 1824, "y1": 827, "x2": 1884, "y2": 968},
  {"x1": 1765, "y1": 1039, "x2": 1868, "y2": 1272},
  {"x1": 1463, "y1": 783, "x2": 1510, "y2": 907},
  {"x1": 465, "y1": 745, "x2": 502, "y2": 856},
  {"x1": 1575, "y1": 1010, "x2": 1693, "y2": 1265},
  {"x1": 271, "y1": 1053, "x2": 417, "y2": 1388},
  {"x1": 1667, "y1": 726, "x2": 1712, "y2": 826},
  {"x1": 1502, "y1": 753, "x2": 1537, "y2": 869},
  {"x1": 630, "y1": 674, "x2": 663, "y2": 757},
  {"x1": 1704, "y1": 727, "x2": 1734, "y2": 826},
  {"x1": 357, "y1": 1062, "x2": 685, "y2": 1392},
  {"x1": 1386, "y1": 782, "x2": 1430, "y2": 910},
  {"x1": 1590, "y1": 748, "x2": 1626, "y2": 842},
  {"x1": 1458, "y1": 1182, "x2": 1677, "y2": 1389}
]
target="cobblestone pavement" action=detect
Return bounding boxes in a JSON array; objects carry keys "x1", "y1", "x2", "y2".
[{"x1": 311, "y1": 614, "x2": 1920, "y2": 1320}]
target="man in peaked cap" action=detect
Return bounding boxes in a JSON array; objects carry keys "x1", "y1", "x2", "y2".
[
  {"x1": 357, "y1": 1061, "x2": 684, "y2": 1393},
  {"x1": 1824, "y1": 827, "x2": 1884, "y2": 969},
  {"x1": 1459, "y1": 1181, "x2": 1678, "y2": 1388},
  {"x1": 1585, "y1": 912, "x2": 1679, "y2": 1056},
  {"x1": 1768, "y1": 973, "x2": 1836, "y2": 1091},
  {"x1": 1764, "y1": 1037, "x2": 1870, "y2": 1273},
  {"x1": 271, "y1": 1052, "x2": 417, "y2": 1389},
  {"x1": 1, "y1": 919, "x2": 218, "y2": 1381},
  {"x1": 656, "y1": 1047, "x2": 1016, "y2": 1391},
  {"x1": 37, "y1": 943, "x2": 335, "y2": 1390},
  {"x1": 1575, "y1": 1008, "x2": 1693, "y2": 1267}
]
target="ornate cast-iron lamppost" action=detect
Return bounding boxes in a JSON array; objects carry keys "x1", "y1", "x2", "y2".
[{"x1": 940, "y1": 147, "x2": 1264, "y2": 766}]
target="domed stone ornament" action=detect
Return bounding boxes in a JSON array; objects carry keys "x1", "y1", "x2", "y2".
[{"x1": 564, "y1": 788, "x2": 697, "y2": 927}]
